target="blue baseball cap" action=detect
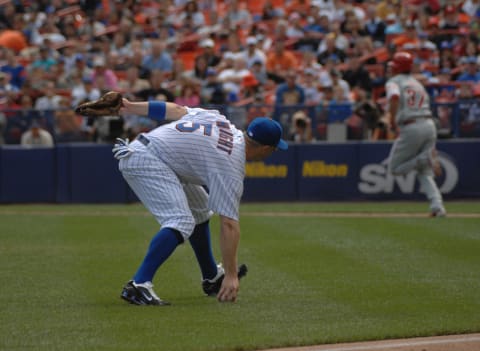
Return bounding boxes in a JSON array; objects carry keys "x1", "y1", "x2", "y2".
[{"x1": 246, "y1": 117, "x2": 288, "y2": 150}]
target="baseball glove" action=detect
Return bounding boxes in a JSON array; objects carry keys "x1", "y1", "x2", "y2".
[
  {"x1": 202, "y1": 263, "x2": 248, "y2": 296},
  {"x1": 75, "y1": 91, "x2": 123, "y2": 117}
]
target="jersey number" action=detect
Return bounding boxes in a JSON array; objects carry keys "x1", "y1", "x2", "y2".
[
  {"x1": 176, "y1": 122, "x2": 212, "y2": 136},
  {"x1": 405, "y1": 87, "x2": 426, "y2": 108}
]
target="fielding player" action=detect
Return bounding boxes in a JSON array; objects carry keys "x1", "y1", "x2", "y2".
[
  {"x1": 386, "y1": 51, "x2": 446, "y2": 217},
  {"x1": 113, "y1": 98, "x2": 288, "y2": 305}
]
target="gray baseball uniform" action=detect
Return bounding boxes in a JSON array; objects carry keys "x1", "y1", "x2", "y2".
[
  {"x1": 386, "y1": 74, "x2": 445, "y2": 213},
  {"x1": 119, "y1": 107, "x2": 246, "y2": 238}
]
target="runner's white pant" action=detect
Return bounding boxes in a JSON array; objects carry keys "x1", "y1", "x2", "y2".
[
  {"x1": 388, "y1": 118, "x2": 444, "y2": 211},
  {"x1": 118, "y1": 140, "x2": 212, "y2": 239}
]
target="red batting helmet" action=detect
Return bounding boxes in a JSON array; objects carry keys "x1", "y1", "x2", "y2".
[{"x1": 390, "y1": 52, "x2": 413, "y2": 74}]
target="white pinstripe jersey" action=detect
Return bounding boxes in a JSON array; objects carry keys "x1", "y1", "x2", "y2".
[{"x1": 144, "y1": 107, "x2": 245, "y2": 220}]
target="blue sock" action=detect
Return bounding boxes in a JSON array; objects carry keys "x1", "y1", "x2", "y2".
[
  {"x1": 189, "y1": 220, "x2": 218, "y2": 280},
  {"x1": 133, "y1": 227, "x2": 183, "y2": 284}
]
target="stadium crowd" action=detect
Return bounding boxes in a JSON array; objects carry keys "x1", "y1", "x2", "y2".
[{"x1": 0, "y1": 0, "x2": 480, "y2": 146}]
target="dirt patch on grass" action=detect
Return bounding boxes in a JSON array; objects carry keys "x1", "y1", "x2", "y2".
[{"x1": 261, "y1": 333, "x2": 480, "y2": 351}]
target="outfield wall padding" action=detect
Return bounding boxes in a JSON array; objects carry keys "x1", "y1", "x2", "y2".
[{"x1": 0, "y1": 140, "x2": 479, "y2": 203}]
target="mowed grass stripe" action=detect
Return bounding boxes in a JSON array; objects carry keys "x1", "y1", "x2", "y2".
[{"x1": 0, "y1": 205, "x2": 479, "y2": 351}]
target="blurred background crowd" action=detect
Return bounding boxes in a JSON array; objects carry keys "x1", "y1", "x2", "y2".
[{"x1": 0, "y1": 0, "x2": 480, "y2": 147}]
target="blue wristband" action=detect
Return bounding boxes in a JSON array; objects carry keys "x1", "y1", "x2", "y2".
[{"x1": 148, "y1": 101, "x2": 166, "y2": 122}]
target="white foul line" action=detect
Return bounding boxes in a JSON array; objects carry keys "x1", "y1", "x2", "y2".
[{"x1": 305, "y1": 335, "x2": 480, "y2": 351}]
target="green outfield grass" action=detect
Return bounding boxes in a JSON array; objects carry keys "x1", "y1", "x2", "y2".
[{"x1": 0, "y1": 202, "x2": 479, "y2": 351}]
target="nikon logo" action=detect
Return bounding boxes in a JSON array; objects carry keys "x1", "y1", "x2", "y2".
[
  {"x1": 302, "y1": 161, "x2": 349, "y2": 177},
  {"x1": 246, "y1": 162, "x2": 288, "y2": 178}
]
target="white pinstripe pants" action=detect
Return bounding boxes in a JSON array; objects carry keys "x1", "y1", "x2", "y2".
[{"x1": 118, "y1": 140, "x2": 212, "y2": 239}]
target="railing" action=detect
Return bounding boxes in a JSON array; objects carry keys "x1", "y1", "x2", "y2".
[{"x1": 1, "y1": 100, "x2": 480, "y2": 145}]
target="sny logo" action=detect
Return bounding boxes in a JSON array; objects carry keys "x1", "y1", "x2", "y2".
[{"x1": 358, "y1": 152, "x2": 458, "y2": 194}]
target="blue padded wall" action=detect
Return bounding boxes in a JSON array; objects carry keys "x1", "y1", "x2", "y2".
[{"x1": 0, "y1": 146, "x2": 56, "y2": 202}]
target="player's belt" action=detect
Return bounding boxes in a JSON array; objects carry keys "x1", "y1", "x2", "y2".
[
  {"x1": 137, "y1": 134, "x2": 150, "y2": 146},
  {"x1": 400, "y1": 116, "x2": 430, "y2": 126}
]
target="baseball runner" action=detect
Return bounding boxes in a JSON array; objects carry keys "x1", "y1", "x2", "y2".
[
  {"x1": 78, "y1": 94, "x2": 288, "y2": 305},
  {"x1": 386, "y1": 52, "x2": 446, "y2": 217}
]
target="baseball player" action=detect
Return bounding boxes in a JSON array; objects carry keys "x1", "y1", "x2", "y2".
[
  {"x1": 110, "y1": 98, "x2": 288, "y2": 305},
  {"x1": 385, "y1": 51, "x2": 446, "y2": 217}
]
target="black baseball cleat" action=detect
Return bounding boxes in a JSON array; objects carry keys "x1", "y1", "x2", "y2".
[
  {"x1": 120, "y1": 280, "x2": 171, "y2": 306},
  {"x1": 202, "y1": 263, "x2": 248, "y2": 296}
]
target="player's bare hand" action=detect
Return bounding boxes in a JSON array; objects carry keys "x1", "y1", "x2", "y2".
[
  {"x1": 119, "y1": 98, "x2": 132, "y2": 115},
  {"x1": 217, "y1": 275, "x2": 239, "y2": 303}
]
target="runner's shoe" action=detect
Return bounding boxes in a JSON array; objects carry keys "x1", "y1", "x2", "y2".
[{"x1": 430, "y1": 208, "x2": 447, "y2": 218}]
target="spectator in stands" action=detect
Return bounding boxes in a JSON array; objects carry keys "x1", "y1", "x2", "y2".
[
  {"x1": 34, "y1": 81, "x2": 62, "y2": 111},
  {"x1": 471, "y1": 8, "x2": 480, "y2": 36},
  {"x1": 456, "y1": 56, "x2": 480, "y2": 83},
  {"x1": 302, "y1": 68, "x2": 322, "y2": 106},
  {"x1": 169, "y1": 59, "x2": 187, "y2": 86},
  {"x1": 223, "y1": 30, "x2": 245, "y2": 60},
  {"x1": 142, "y1": 40, "x2": 173, "y2": 75},
  {"x1": 20, "y1": 119, "x2": 54, "y2": 148},
  {"x1": 189, "y1": 55, "x2": 210, "y2": 81},
  {"x1": 117, "y1": 65, "x2": 151, "y2": 95},
  {"x1": 261, "y1": 0, "x2": 284, "y2": 20},
  {"x1": 71, "y1": 77, "x2": 101, "y2": 108},
  {"x1": 363, "y1": 3, "x2": 386, "y2": 46},
  {"x1": 266, "y1": 39, "x2": 298, "y2": 83},
  {"x1": 49, "y1": 59, "x2": 72, "y2": 89},
  {"x1": 330, "y1": 69, "x2": 352, "y2": 102},
  {"x1": 350, "y1": 36, "x2": 377, "y2": 64},
  {"x1": 416, "y1": 31, "x2": 438, "y2": 52},
  {"x1": 200, "y1": 67, "x2": 226, "y2": 105},
  {"x1": 174, "y1": 1, "x2": 206, "y2": 31},
  {"x1": 285, "y1": 12, "x2": 305, "y2": 40},
  {"x1": 376, "y1": 0, "x2": 399, "y2": 22},
  {"x1": 441, "y1": 4, "x2": 461, "y2": 33},
  {"x1": 1, "y1": 49, "x2": 25, "y2": 89},
  {"x1": 343, "y1": 56, "x2": 372, "y2": 92},
  {"x1": 136, "y1": 69, "x2": 175, "y2": 102},
  {"x1": 0, "y1": 71, "x2": 18, "y2": 99},
  {"x1": 225, "y1": 0, "x2": 253, "y2": 29},
  {"x1": 384, "y1": 12, "x2": 403, "y2": 35},
  {"x1": 286, "y1": 0, "x2": 311, "y2": 18},
  {"x1": 111, "y1": 32, "x2": 132, "y2": 58},
  {"x1": 196, "y1": 38, "x2": 221, "y2": 68},
  {"x1": 91, "y1": 56, "x2": 118, "y2": 91},
  {"x1": 341, "y1": 7, "x2": 368, "y2": 37},
  {"x1": 294, "y1": 10, "x2": 328, "y2": 52},
  {"x1": 30, "y1": 46, "x2": 57, "y2": 72},
  {"x1": 240, "y1": 73, "x2": 260, "y2": 99},
  {"x1": 393, "y1": 21, "x2": 421, "y2": 50},
  {"x1": 462, "y1": 0, "x2": 480, "y2": 18},
  {"x1": 217, "y1": 55, "x2": 251, "y2": 99},
  {"x1": 249, "y1": 60, "x2": 268, "y2": 85},
  {"x1": 55, "y1": 96, "x2": 83, "y2": 142},
  {"x1": 242, "y1": 36, "x2": 266, "y2": 70},
  {"x1": 457, "y1": 81, "x2": 476, "y2": 100},
  {"x1": 289, "y1": 110, "x2": 313, "y2": 143},
  {"x1": 68, "y1": 54, "x2": 93, "y2": 83},
  {"x1": 174, "y1": 80, "x2": 200, "y2": 107},
  {"x1": 274, "y1": 70, "x2": 305, "y2": 106},
  {"x1": 317, "y1": 33, "x2": 346, "y2": 65},
  {"x1": 254, "y1": 24, "x2": 273, "y2": 52}
]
